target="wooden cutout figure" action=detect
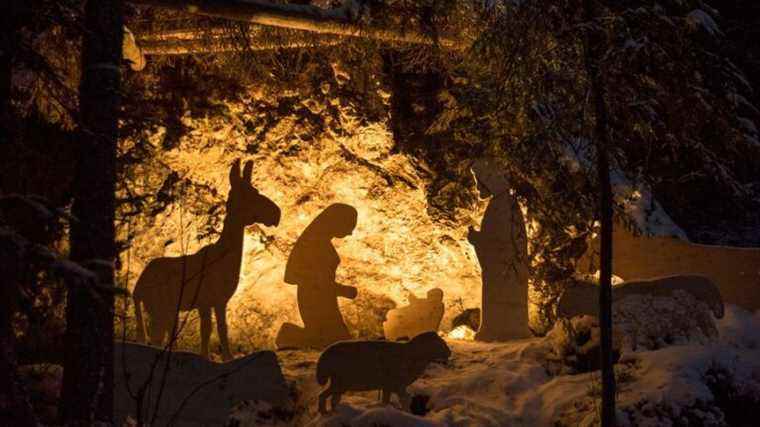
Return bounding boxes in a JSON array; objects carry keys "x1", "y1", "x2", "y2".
[
  {"x1": 114, "y1": 342, "x2": 290, "y2": 426},
  {"x1": 133, "y1": 159, "x2": 281, "y2": 361},
  {"x1": 557, "y1": 274, "x2": 725, "y2": 320},
  {"x1": 578, "y1": 223, "x2": 760, "y2": 311},
  {"x1": 276, "y1": 203, "x2": 359, "y2": 350},
  {"x1": 383, "y1": 288, "x2": 445, "y2": 341},
  {"x1": 468, "y1": 158, "x2": 531, "y2": 341},
  {"x1": 316, "y1": 331, "x2": 451, "y2": 414}
]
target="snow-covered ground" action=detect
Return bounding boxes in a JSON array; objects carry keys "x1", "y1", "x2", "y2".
[{"x1": 232, "y1": 305, "x2": 760, "y2": 427}]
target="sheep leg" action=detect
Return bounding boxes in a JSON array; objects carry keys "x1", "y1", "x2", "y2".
[
  {"x1": 330, "y1": 391, "x2": 342, "y2": 412},
  {"x1": 396, "y1": 388, "x2": 411, "y2": 412},
  {"x1": 214, "y1": 304, "x2": 232, "y2": 361},
  {"x1": 318, "y1": 388, "x2": 332, "y2": 414},
  {"x1": 199, "y1": 306, "x2": 212, "y2": 358},
  {"x1": 381, "y1": 389, "x2": 391, "y2": 405}
]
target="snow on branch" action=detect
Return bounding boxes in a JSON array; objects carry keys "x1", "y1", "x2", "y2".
[
  {"x1": 558, "y1": 143, "x2": 688, "y2": 239},
  {"x1": 686, "y1": 9, "x2": 723, "y2": 37},
  {"x1": 129, "y1": 0, "x2": 466, "y2": 51}
]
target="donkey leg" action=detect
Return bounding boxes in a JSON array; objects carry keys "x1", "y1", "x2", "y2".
[
  {"x1": 133, "y1": 297, "x2": 146, "y2": 343},
  {"x1": 148, "y1": 310, "x2": 166, "y2": 347},
  {"x1": 165, "y1": 311, "x2": 179, "y2": 346},
  {"x1": 214, "y1": 304, "x2": 232, "y2": 361},
  {"x1": 199, "y1": 306, "x2": 212, "y2": 359}
]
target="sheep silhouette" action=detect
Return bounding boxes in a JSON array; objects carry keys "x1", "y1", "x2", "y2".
[
  {"x1": 316, "y1": 331, "x2": 451, "y2": 414},
  {"x1": 557, "y1": 274, "x2": 724, "y2": 320},
  {"x1": 578, "y1": 223, "x2": 760, "y2": 311}
]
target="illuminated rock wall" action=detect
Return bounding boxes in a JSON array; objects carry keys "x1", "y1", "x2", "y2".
[{"x1": 120, "y1": 82, "x2": 488, "y2": 351}]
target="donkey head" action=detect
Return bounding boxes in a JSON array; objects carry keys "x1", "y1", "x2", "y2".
[{"x1": 227, "y1": 159, "x2": 281, "y2": 227}]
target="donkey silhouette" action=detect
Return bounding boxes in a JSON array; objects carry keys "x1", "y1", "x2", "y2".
[{"x1": 133, "y1": 159, "x2": 281, "y2": 360}]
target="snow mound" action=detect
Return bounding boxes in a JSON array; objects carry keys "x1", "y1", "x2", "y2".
[
  {"x1": 717, "y1": 304, "x2": 760, "y2": 349},
  {"x1": 613, "y1": 291, "x2": 718, "y2": 351},
  {"x1": 618, "y1": 341, "x2": 760, "y2": 426},
  {"x1": 228, "y1": 306, "x2": 760, "y2": 426},
  {"x1": 307, "y1": 406, "x2": 439, "y2": 427}
]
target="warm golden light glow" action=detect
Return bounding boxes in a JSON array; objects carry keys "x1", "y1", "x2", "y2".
[
  {"x1": 447, "y1": 325, "x2": 476, "y2": 340},
  {"x1": 121, "y1": 105, "x2": 491, "y2": 351}
]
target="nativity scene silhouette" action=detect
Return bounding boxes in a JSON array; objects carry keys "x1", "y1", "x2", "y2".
[
  {"x1": 132, "y1": 159, "x2": 281, "y2": 361},
  {"x1": 120, "y1": 156, "x2": 744, "y2": 418},
  {"x1": 131, "y1": 157, "x2": 541, "y2": 364},
  {"x1": 275, "y1": 203, "x2": 360, "y2": 350}
]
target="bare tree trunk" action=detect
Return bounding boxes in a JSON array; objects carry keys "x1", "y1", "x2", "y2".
[
  {"x1": 59, "y1": 0, "x2": 123, "y2": 424},
  {"x1": 129, "y1": 0, "x2": 464, "y2": 49},
  {"x1": 582, "y1": 0, "x2": 616, "y2": 425}
]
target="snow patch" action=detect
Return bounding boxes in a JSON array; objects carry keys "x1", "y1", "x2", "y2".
[
  {"x1": 686, "y1": 9, "x2": 723, "y2": 37},
  {"x1": 557, "y1": 144, "x2": 687, "y2": 239},
  {"x1": 613, "y1": 291, "x2": 718, "y2": 351},
  {"x1": 262, "y1": 306, "x2": 760, "y2": 426},
  {"x1": 717, "y1": 304, "x2": 760, "y2": 349},
  {"x1": 610, "y1": 169, "x2": 688, "y2": 239},
  {"x1": 309, "y1": 407, "x2": 440, "y2": 427}
]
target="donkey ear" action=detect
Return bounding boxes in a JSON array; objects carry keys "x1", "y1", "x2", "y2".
[
  {"x1": 229, "y1": 158, "x2": 242, "y2": 188},
  {"x1": 242, "y1": 160, "x2": 254, "y2": 182}
]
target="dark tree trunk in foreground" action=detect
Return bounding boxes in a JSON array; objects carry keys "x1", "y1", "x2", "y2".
[
  {"x1": 0, "y1": 0, "x2": 16, "y2": 145},
  {"x1": 59, "y1": 0, "x2": 123, "y2": 424},
  {"x1": 0, "y1": 2, "x2": 37, "y2": 424},
  {"x1": 0, "y1": 250, "x2": 39, "y2": 427},
  {"x1": 582, "y1": 0, "x2": 616, "y2": 425}
]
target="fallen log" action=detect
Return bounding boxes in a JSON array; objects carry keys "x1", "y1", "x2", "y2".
[
  {"x1": 137, "y1": 29, "x2": 341, "y2": 55},
  {"x1": 129, "y1": 0, "x2": 466, "y2": 49}
]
